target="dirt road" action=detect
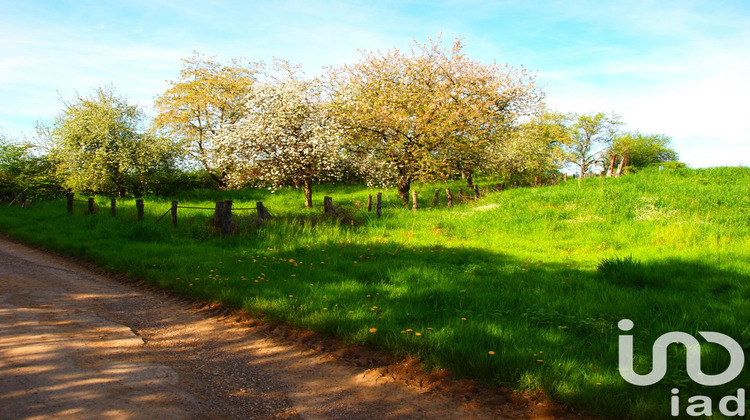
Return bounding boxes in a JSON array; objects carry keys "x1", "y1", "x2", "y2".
[{"x1": 0, "y1": 237, "x2": 567, "y2": 419}]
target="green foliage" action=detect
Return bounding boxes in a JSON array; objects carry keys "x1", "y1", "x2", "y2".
[
  {"x1": 610, "y1": 131, "x2": 679, "y2": 169},
  {"x1": 0, "y1": 135, "x2": 62, "y2": 197},
  {"x1": 558, "y1": 112, "x2": 622, "y2": 177},
  {"x1": 47, "y1": 85, "x2": 179, "y2": 197},
  {"x1": 597, "y1": 255, "x2": 653, "y2": 288}
]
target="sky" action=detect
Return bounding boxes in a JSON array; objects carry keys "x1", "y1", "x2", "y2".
[{"x1": 1, "y1": 0, "x2": 748, "y2": 168}]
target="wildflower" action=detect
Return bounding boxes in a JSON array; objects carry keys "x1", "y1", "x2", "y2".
[
  {"x1": 415, "y1": 332, "x2": 422, "y2": 337},
  {"x1": 488, "y1": 351, "x2": 495, "y2": 355},
  {"x1": 323, "y1": 308, "x2": 328, "y2": 311},
  {"x1": 461, "y1": 317, "x2": 467, "y2": 321},
  {"x1": 406, "y1": 329, "x2": 413, "y2": 332},
  {"x1": 369, "y1": 328, "x2": 377, "y2": 333},
  {"x1": 349, "y1": 311, "x2": 354, "y2": 314},
  {"x1": 288, "y1": 295, "x2": 293, "y2": 298}
]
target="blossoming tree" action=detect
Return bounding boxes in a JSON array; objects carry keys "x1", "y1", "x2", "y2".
[
  {"x1": 215, "y1": 62, "x2": 342, "y2": 208},
  {"x1": 328, "y1": 36, "x2": 542, "y2": 205}
]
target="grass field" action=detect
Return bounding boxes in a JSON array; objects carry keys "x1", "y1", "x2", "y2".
[{"x1": 1, "y1": 167, "x2": 749, "y2": 418}]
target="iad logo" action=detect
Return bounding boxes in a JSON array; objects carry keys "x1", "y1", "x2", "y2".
[{"x1": 617, "y1": 319, "x2": 746, "y2": 417}]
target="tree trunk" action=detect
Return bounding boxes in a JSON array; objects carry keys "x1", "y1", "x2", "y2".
[
  {"x1": 463, "y1": 167, "x2": 474, "y2": 189},
  {"x1": 303, "y1": 178, "x2": 313, "y2": 209},
  {"x1": 615, "y1": 155, "x2": 628, "y2": 177},
  {"x1": 397, "y1": 178, "x2": 411, "y2": 207},
  {"x1": 206, "y1": 169, "x2": 228, "y2": 189},
  {"x1": 606, "y1": 155, "x2": 617, "y2": 177}
]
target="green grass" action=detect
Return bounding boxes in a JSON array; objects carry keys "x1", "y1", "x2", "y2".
[{"x1": 2, "y1": 167, "x2": 749, "y2": 419}]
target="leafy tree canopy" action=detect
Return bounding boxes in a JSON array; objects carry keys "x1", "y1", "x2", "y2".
[
  {"x1": 328, "y1": 36, "x2": 542, "y2": 204},
  {"x1": 153, "y1": 52, "x2": 259, "y2": 187},
  {"x1": 48, "y1": 85, "x2": 177, "y2": 197}
]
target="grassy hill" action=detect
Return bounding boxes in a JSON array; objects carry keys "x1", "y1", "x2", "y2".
[{"x1": 2, "y1": 166, "x2": 748, "y2": 418}]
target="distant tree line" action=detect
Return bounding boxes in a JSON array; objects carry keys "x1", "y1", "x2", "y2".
[{"x1": 1, "y1": 36, "x2": 680, "y2": 203}]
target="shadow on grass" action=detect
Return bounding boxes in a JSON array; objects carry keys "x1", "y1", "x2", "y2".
[{"x1": 237, "y1": 242, "x2": 750, "y2": 419}]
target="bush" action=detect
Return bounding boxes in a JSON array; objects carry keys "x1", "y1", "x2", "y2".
[{"x1": 597, "y1": 255, "x2": 654, "y2": 288}]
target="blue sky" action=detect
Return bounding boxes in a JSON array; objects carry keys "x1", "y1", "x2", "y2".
[{"x1": 1, "y1": 0, "x2": 748, "y2": 167}]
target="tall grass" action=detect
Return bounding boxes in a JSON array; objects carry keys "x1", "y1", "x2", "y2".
[{"x1": 1, "y1": 167, "x2": 748, "y2": 418}]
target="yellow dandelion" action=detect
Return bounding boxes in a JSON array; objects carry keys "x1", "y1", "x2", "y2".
[
  {"x1": 461, "y1": 317, "x2": 467, "y2": 321},
  {"x1": 488, "y1": 351, "x2": 495, "y2": 355},
  {"x1": 415, "y1": 332, "x2": 422, "y2": 336},
  {"x1": 288, "y1": 295, "x2": 293, "y2": 298},
  {"x1": 323, "y1": 308, "x2": 328, "y2": 311},
  {"x1": 366, "y1": 294, "x2": 371, "y2": 298},
  {"x1": 406, "y1": 329, "x2": 413, "y2": 332},
  {"x1": 369, "y1": 328, "x2": 377, "y2": 333},
  {"x1": 349, "y1": 311, "x2": 354, "y2": 314},
  {"x1": 427, "y1": 327, "x2": 433, "y2": 331},
  {"x1": 537, "y1": 360, "x2": 543, "y2": 363},
  {"x1": 596, "y1": 382, "x2": 602, "y2": 386}
]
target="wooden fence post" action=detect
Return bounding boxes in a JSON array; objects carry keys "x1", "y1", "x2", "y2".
[
  {"x1": 170, "y1": 200, "x2": 178, "y2": 227},
  {"x1": 367, "y1": 194, "x2": 372, "y2": 212},
  {"x1": 136, "y1": 199, "x2": 144, "y2": 221},
  {"x1": 445, "y1": 188, "x2": 453, "y2": 208},
  {"x1": 458, "y1": 188, "x2": 464, "y2": 203},
  {"x1": 564, "y1": 173, "x2": 568, "y2": 182},
  {"x1": 214, "y1": 201, "x2": 224, "y2": 228},
  {"x1": 473, "y1": 185, "x2": 480, "y2": 200},
  {"x1": 257, "y1": 202, "x2": 272, "y2": 221},
  {"x1": 19, "y1": 192, "x2": 27, "y2": 209},
  {"x1": 222, "y1": 200, "x2": 232, "y2": 236},
  {"x1": 412, "y1": 190, "x2": 418, "y2": 213},
  {"x1": 88, "y1": 197, "x2": 95, "y2": 214},
  {"x1": 376, "y1": 192, "x2": 382, "y2": 218},
  {"x1": 433, "y1": 189, "x2": 439, "y2": 207},
  {"x1": 110, "y1": 199, "x2": 117, "y2": 217}
]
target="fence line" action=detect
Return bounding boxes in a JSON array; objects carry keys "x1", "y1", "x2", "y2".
[{"x1": 3, "y1": 177, "x2": 563, "y2": 235}]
